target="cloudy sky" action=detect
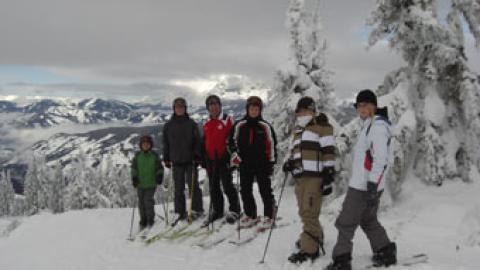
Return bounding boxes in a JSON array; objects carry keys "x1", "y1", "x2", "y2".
[{"x1": 0, "y1": 0, "x2": 478, "y2": 103}]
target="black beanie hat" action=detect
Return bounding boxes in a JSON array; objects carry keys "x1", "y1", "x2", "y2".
[
  {"x1": 295, "y1": 96, "x2": 316, "y2": 113},
  {"x1": 354, "y1": 89, "x2": 377, "y2": 108},
  {"x1": 205, "y1": 95, "x2": 221, "y2": 110}
]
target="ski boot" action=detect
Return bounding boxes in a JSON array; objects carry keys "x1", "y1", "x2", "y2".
[{"x1": 225, "y1": 211, "x2": 240, "y2": 224}]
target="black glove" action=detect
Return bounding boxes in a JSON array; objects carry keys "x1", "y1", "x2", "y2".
[
  {"x1": 266, "y1": 162, "x2": 274, "y2": 176},
  {"x1": 164, "y1": 160, "x2": 172, "y2": 169},
  {"x1": 366, "y1": 182, "x2": 379, "y2": 208},
  {"x1": 132, "y1": 176, "x2": 139, "y2": 188},
  {"x1": 282, "y1": 159, "x2": 294, "y2": 173},
  {"x1": 321, "y1": 167, "x2": 335, "y2": 196},
  {"x1": 156, "y1": 174, "x2": 163, "y2": 185}
]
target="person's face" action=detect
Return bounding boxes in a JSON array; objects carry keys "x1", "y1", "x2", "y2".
[
  {"x1": 296, "y1": 109, "x2": 315, "y2": 118},
  {"x1": 208, "y1": 101, "x2": 221, "y2": 118},
  {"x1": 174, "y1": 105, "x2": 186, "y2": 116},
  {"x1": 141, "y1": 141, "x2": 151, "y2": 151},
  {"x1": 356, "y1": 102, "x2": 375, "y2": 119},
  {"x1": 248, "y1": 105, "x2": 261, "y2": 118}
]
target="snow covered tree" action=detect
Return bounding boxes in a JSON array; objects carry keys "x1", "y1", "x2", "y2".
[
  {"x1": 0, "y1": 170, "x2": 15, "y2": 216},
  {"x1": 66, "y1": 152, "x2": 110, "y2": 210},
  {"x1": 48, "y1": 162, "x2": 65, "y2": 214},
  {"x1": 366, "y1": 0, "x2": 480, "y2": 190},
  {"x1": 24, "y1": 158, "x2": 43, "y2": 214},
  {"x1": 266, "y1": 0, "x2": 337, "y2": 183}
]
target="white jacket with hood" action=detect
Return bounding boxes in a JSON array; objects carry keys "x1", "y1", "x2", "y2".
[{"x1": 349, "y1": 112, "x2": 392, "y2": 192}]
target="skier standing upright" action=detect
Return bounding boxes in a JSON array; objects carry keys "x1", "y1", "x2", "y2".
[
  {"x1": 228, "y1": 96, "x2": 278, "y2": 229},
  {"x1": 326, "y1": 89, "x2": 396, "y2": 270},
  {"x1": 202, "y1": 95, "x2": 241, "y2": 225},
  {"x1": 163, "y1": 97, "x2": 204, "y2": 224}
]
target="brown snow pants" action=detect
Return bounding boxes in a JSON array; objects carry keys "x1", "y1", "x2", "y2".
[{"x1": 295, "y1": 177, "x2": 324, "y2": 254}]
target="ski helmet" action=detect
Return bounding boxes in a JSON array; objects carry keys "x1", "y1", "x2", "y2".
[
  {"x1": 354, "y1": 89, "x2": 377, "y2": 108},
  {"x1": 172, "y1": 97, "x2": 187, "y2": 112},
  {"x1": 295, "y1": 96, "x2": 316, "y2": 113},
  {"x1": 245, "y1": 96, "x2": 263, "y2": 112},
  {"x1": 205, "y1": 95, "x2": 221, "y2": 110}
]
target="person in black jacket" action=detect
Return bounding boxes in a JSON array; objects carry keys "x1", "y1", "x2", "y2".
[
  {"x1": 163, "y1": 97, "x2": 203, "y2": 223},
  {"x1": 229, "y1": 96, "x2": 278, "y2": 230}
]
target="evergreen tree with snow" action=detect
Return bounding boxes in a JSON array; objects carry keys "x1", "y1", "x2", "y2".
[
  {"x1": 24, "y1": 157, "x2": 43, "y2": 214},
  {"x1": 48, "y1": 162, "x2": 65, "y2": 214},
  {"x1": 266, "y1": 0, "x2": 336, "y2": 180},
  {"x1": 0, "y1": 170, "x2": 15, "y2": 216},
  {"x1": 365, "y1": 0, "x2": 480, "y2": 191}
]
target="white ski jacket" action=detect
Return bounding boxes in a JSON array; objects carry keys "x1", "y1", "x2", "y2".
[{"x1": 349, "y1": 115, "x2": 392, "y2": 192}]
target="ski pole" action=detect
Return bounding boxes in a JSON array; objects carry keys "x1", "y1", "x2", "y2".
[
  {"x1": 188, "y1": 163, "x2": 196, "y2": 224},
  {"x1": 236, "y1": 168, "x2": 241, "y2": 240},
  {"x1": 259, "y1": 171, "x2": 288, "y2": 264},
  {"x1": 128, "y1": 198, "x2": 137, "y2": 241}
]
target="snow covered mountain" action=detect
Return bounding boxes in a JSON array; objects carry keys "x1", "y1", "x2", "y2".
[{"x1": 0, "y1": 97, "x2": 255, "y2": 128}]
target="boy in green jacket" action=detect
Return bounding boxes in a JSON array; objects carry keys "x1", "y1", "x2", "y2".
[{"x1": 131, "y1": 135, "x2": 164, "y2": 229}]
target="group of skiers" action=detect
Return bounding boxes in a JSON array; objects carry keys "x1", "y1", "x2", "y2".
[{"x1": 130, "y1": 89, "x2": 396, "y2": 270}]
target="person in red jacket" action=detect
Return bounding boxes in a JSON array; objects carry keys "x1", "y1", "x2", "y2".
[{"x1": 202, "y1": 95, "x2": 241, "y2": 225}]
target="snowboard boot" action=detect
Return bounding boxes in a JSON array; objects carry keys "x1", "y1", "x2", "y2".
[
  {"x1": 324, "y1": 254, "x2": 352, "y2": 270},
  {"x1": 372, "y1": 242, "x2": 397, "y2": 267},
  {"x1": 288, "y1": 249, "x2": 320, "y2": 264},
  {"x1": 225, "y1": 211, "x2": 240, "y2": 224}
]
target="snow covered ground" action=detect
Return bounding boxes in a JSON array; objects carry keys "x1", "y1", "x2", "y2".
[{"x1": 1, "y1": 177, "x2": 479, "y2": 270}]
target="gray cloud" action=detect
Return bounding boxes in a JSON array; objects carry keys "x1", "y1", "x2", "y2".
[{"x1": 0, "y1": 0, "x2": 478, "y2": 100}]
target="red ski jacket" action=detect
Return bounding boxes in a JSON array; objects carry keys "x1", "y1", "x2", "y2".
[{"x1": 203, "y1": 113, "x2": 234, "y2": 161}]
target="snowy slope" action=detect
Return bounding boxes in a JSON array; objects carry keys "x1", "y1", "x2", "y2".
[{"x1": 1, "y1": 177, "x2": 479, "y2": 270}]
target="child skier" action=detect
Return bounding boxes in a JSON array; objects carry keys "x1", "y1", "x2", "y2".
[
  {"x1": 283, "y1": 96, "x2": 336, "y2": 264},
  {"x1": 325, "y1": 89, "x2": 396, "y2": 270},
  {"x1": 229, "y1": 96, "x2": 278, "y2": 229},
  {"x1": 131, "y1": 135, "x2": 164, "y2": 230}
]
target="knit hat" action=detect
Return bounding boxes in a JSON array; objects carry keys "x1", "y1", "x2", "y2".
[
  {"x1": 295, "y1": 96, "x2": 316, "y2": 113},
  {"x1": 354, "y1": 89, "x2": 377, "y2": 108}
]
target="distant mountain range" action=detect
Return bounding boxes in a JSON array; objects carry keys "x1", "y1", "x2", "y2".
[{"x1": 0, "y1": 95, "x2": 355, "y2": 194}]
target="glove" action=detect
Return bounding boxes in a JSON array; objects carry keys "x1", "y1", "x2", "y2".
[
  {"x1": 366, "y1": 181, "x2": 379, "y2": 208},
  {"x1": 230, "y1": 152, "x2": 241, "y2": 168},
  {"x1": 164, "y1": 160, "x2": 172, "y2": 169},
  {"x1": 156, "y1": 174, "x2": 163, "y2": 185},
  {"x1": 282, "y1": 159, "x2": 294, "y2": 172},
  {"x1": 266, "y1": 162, "x2": 274, "y2": 176},
  {"x1": 321, "y1": 167, "x2": 335, "y2": 196},
  {"x1": 132, "y1": 176, "x2": 139, "y2": 188}
]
